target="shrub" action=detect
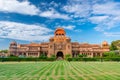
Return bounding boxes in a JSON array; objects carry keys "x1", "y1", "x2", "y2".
[
  {"x1": 82, "y1": 58, "x2": 98, "y2": 61},
  {"x1": 67, "y1": 58, "x2": 72, "y2": 62},
  {"x1": 9, "y1": 54, "x2": 18, "y2": 58},
  {"x1": 67, "y1": 57, "x2": 99, "y2": 61},
  {"x1": 65, "y1": 54, "x2": 71, "y2": 60},
  {"x1": 39, "y1": 54, "x2": 47, "y2": 59},
  {"x1": 50, "y1": 54, "x2": 56, "y2": 58},
  {"x1": 78, "y1": 54, "x2": 84, "y2": 57},
  {"x1": 46, "y1": 57, "x2": 56, "y2": 61},
  {"x1": 111, "y1": 57, "x2": 120, "y2": 61},
  {"x1": 103, "y1": 52, "x2": 116, "y2": 57}
]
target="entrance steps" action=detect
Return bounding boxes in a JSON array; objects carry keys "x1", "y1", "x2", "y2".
[{"x1": 57, "y1": 57, "x2": 63, "y2": 60}]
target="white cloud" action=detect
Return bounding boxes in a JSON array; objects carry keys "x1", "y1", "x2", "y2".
[
  {"x1": 0, "y1": 21, "x2": 53, "y2": 41},
  {"x1": 39, "y1": 8, "x2": 70, "y2": 20},
  {"x1": 104, "y1": 32, "x2": 120, "y2": 37},
  {"x1": 0, "y1": 0, "x2": 70, "y2": 20},
  {"x1": 49, "y1": 1, "x2": 59, "y2": 7},
  {"x1": 92, "y1": 2, "x2": 120, "y2": 16},
  {"x1": 93, "y1": 15, "x2": 120, "y2": 32},
  {"x1": 0, "y1": 0, "x2": 120, "y2": 37},
  {"x1": 0, "y1": 0, "x2": 40, "y2": 15},
  {"x1": 40, "y1": 1, "x2": 59, "y2": 7},
  {"x1": 63, "y1": 0, "x2": 91, "y2": 18},
  {"x1": 89, "y1": 16, "x2": 109, "y2": 24},
  {"x1": 57, "y1": 25, "x2": 81, "y2": 32},
  {"x1": 74, "y1": 29, "x2": 82, "y2": 32},
  {"x1": 63, "y1": 0, "x2": 120, "y2": 35},
  {"x1": 89, "y1": 15, "x2": 113, "y2": 32},
  {"x1": 59, "y1": 25, "x2": 75, "y2": 30},
  {"x1": 90, "y1": 1, "x2": 120, "y2": 34}
]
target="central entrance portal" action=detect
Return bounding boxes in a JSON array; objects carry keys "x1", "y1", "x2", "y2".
[{"x1": 56, "y1": 51, "x2": 64, "y2": 60}]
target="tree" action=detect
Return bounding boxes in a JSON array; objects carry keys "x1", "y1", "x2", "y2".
[
  {"x1": 103, "y1": 52, "x2": 116, "y2": 57},
  {"x1": 39, "y1": 53, "x2": 47, "y2": 59},
  {"x1": 110, "y1": 40, "x2": 120, "y2": 51},
  {"x1": 110, "y1": 43, "x2": 118, "y2": 51},
  {"x1": 78, "y1": 54, "x2": 84, "y2": 57},
  {"x1": 51, "y1": 54, "x2": 55, "y2": 58},
  {"x1": 0, "y1": 49, "x2": 8, "y2": 53}
]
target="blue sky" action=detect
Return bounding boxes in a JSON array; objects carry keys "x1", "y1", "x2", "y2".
[{"x1": 0, "y1": 0, "x2": 120, "y2": 49}]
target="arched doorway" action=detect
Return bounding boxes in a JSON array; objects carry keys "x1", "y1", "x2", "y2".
[{"x1": 56, "y1": 51, "x2": 64, "y2": 59}]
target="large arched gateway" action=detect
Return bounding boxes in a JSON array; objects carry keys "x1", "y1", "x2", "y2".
[{"x1": 56, "y1": 51, "x2": 64, "y2": 59}]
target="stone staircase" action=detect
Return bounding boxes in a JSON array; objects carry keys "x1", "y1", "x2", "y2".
[{"x1": 57, "y1": 57, "x2": 63, "y2": 60}]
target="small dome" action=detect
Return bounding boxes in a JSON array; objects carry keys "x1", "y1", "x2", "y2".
[
  {"x1": 102, "y1": 41, "x2": 108, "y2": 46},
  {"x1": 10, "y1": 41, "x2": 17, "y2": 45},
  {"x1": 66, "y1": 37, "x2": 70, "y2": 40},
  {"x1": 49, "y1": 37, "x2": 54, "y2": 42},
  {"x1": 66, "y1": 37, "x2": 70, "y2": 39}
]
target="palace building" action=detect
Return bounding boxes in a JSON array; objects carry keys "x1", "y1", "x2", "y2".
[{"x1": 9, "y1": 28, "x2": 110, "y2": 58}]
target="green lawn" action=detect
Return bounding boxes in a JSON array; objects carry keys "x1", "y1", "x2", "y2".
[{"x1": 0, "y1": 61, "x2": 120, "y2": 80}]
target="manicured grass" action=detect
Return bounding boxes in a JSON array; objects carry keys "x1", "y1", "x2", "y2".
[{"x1": 0, "y1": 61, "x2": 120, "y2": 80}]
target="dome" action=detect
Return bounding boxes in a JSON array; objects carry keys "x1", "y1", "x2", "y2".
[
  {"x1": 54, "y1": 28, "x2": 66, "y2": 36},
  {"x1": 66, "y1": 37, "x2": 71, "y2": 40},
  {"x1": 66, "y1": 37, "x2": 71, "y2": 42},
  {"x1": 102, "y1": 41, "x2": 108, "y2": 46},
  {"x1": 10, "y1": 41, "x2": 17, "y2": 46},
  {"x1": 10, "y1": 41, "x2": 17, "y2": 45},
  {"x1": 49, "y1": 37, "x2": 54, "y2": 42}
]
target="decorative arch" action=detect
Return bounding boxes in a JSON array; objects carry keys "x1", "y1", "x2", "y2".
[{"x1": 56, "y1": 51, "x2": 64, "y2": 59}]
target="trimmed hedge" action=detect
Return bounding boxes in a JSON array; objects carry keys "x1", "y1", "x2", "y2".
[
  {"x1": 0, "y1": 57, "x2": 120, "y2": 62},
  {"x1": 0, "y1": 57, "x2": 56, "y2": 62},
  {"x1": 82, "y1": 58, "x2": 98, "y2": 61},
  {"x1": 67, "y1": 57, "x2": 120, "y2": 62},
  {"x1": 67, "y1": 58, "x2": 99, "y2": 61},
  {"x1": 103, "y1": 57, "x2": 120, "y2": 61}
]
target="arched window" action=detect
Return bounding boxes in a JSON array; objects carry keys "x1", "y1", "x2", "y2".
[{"x1": 50, "y1": 45, "x2": 52, "y2": 48}]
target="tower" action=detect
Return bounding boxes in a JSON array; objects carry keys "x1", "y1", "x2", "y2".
[
  {"x1": 9, "y1": 41, "x2": 17, "y2": 56},
  {"x1": 48, "y1": 28, "x2": 72, "y2": 58},
  {"x1": 102, "y1": 41, "x2": 110, "y2": 52}
]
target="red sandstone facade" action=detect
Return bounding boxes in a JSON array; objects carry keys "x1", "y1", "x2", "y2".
[{"x1": 9, "y1": 28, "x2": 110, "y2": 58}]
